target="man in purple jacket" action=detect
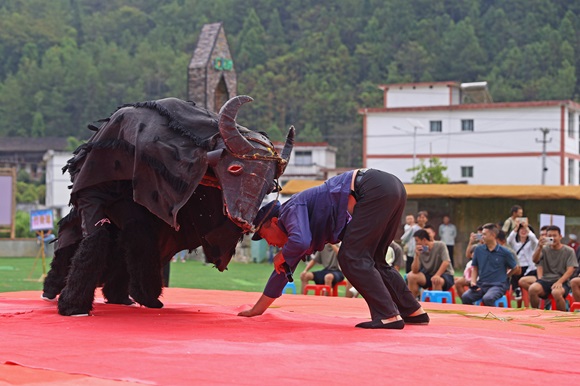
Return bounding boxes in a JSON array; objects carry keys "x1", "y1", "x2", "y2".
[{"x1": 238, "y1": 169, "x2": 428, "y2": 329}]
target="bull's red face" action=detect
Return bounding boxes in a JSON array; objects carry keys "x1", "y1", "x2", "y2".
[
  {"x1": 211, "y1": 96, "x2": 294, "y2": 232},
  {"x1": 212, "y1": 139, "x2": 278, "y2": 232}
]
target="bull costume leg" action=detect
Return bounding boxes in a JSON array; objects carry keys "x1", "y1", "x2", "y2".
[
  {"x1": 42, "y1": 243, "x2": 78, "y2": 301},
  {"x1": 100, "y1": 227, "x2": 134, "y2": 306},
  {"x1": 57, "y1": 187, "x2": 116, "y2": 316}
]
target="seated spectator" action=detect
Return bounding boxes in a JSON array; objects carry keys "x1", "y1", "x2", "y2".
[
  {"x1": 462, "y1": 223, "x2": 520, "y2": 306},
  {"x1": 300, "y1": 243, "x2": 344, "y2": 296},
  {"x1": 454, "y1": 226, "x2": 484, "y2": 298},
  {"x1": 386, "y1": 241, "x2": 404, "y2": 272},
  {"x1": 519, "y1": 225, "x2": 548, "y2": 294},
  {"x1": 407, "y1": 229, "x2": 455, "y2": 298},
  {"x1": 529, "y1": 225, "x2": 578, "y2": 311},
  {"x1": 571, "y1": 246, "x2": 580, "y2": 302},
  {"x1": 570, "y1": 258, "x2": 580, "y2": 302},
  {"x1": 507, "y1": 221, "x2": 538, "y2": 300}
]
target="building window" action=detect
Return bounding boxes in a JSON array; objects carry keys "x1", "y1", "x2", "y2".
[
  {"x1": 461, "y1": 119, "x2": 474, "y2": 132},
  {"x1": 568, "y1": 112, "x2": 575, "y2": 138},
  {"x1": 569, "y1": 159, "x2": 575, "y2": 185},
  {"x1": 430, "y1": 120, "x2": 442, "y2": 132},
  {"x1": 294, "y1": 150, "x2": 313, "y2": 166},
  {"x1": 461, "y1": 166, "x2": 473, "y2": 178}
]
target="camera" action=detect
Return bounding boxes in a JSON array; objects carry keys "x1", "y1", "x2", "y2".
[
  {"x1": 475, "y1": 234, "x2": 483, "y2": 241},
  {"x1": 546, "y1": 237, "x2": 554, "y2": 245},
  {"x1": 422, "y1": 245, "x2": 429, "y2": 253}
]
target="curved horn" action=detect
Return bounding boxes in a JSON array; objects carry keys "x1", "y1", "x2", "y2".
[
  {"x1": 281, "y1": 126, "x2": 295, "y2": 162},
  {"x1": 218, "y1": 95, "x2": 254, "y2": 154}
]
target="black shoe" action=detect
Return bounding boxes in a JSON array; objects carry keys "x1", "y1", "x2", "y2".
[
  {"x1": 355, "y1": 319, "x2": 405, "y2": 329},
  {"x1": 402, "y1": 313, "x2": 430, "y2": 325}
]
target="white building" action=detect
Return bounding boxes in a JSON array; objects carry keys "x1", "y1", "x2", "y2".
[
  {"x1": 43, "y1": 150, "x2": 73, "y2": 218},
  {"x1": 278, "y1": 142, "x2": 337, "y2": 181},
  {"x1": 359, "y1": 81, "x2": 580, "y2": 185}
]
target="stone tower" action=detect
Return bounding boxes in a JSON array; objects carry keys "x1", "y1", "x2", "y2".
[{"x1": 187, "y1": 22, "x2": 237, "y2": 113}]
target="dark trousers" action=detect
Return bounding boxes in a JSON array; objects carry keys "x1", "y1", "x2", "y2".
[
  {"x1": 462, "y1": 282, "x2": 508, "y2": 306},
  {"x1": 446, "y1": 245, "x2": 454, "y2": 267},
  {"x1": 337, "y1": 169, "x2": 421, "y2": 320}
]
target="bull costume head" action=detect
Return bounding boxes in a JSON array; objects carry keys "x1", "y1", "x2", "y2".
[{"x1": 207, "y1": 96, "x2": 295, "y2": 233}]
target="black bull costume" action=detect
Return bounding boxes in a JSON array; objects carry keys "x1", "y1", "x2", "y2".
[{"x1": 43, "y1": 96, "x2": 295, "y2": 316}]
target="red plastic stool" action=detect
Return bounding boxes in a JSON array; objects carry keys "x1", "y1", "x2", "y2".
[
  {"x1": 570, "y1": 302, "x2": 580, "y2": 312},
  {"x1": 304, "y1": 284, "x2": 331, "y2": 296},
  {"x1": 332, "y1": 281, "x2": 347, "y2": 297}
]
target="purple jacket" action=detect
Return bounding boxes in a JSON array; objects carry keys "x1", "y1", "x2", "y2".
[{"x1": 263, "y1": 171, "x2": 354, "y2": 298}]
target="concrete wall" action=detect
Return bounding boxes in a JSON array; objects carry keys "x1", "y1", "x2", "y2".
[{"x1": 0, "y1": 238, "x2": 53, "y2": 257}]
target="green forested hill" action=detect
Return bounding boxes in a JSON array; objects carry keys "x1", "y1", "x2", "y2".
[{"x1": 1, "y1": 0, "x2": 579, "y2": 167}]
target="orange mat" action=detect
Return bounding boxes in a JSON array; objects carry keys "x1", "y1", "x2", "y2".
[{"x1": 1, "y1": 288, "x2": 579, "y2": 385}]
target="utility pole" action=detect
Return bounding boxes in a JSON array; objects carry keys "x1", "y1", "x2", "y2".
[{"x1": 536, "y1": 128, "x2": 551, "y2": 185}]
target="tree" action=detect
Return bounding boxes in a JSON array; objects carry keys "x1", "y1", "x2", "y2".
[{"x1": 407, "y1": 158, "x2": 449, "y2": 184}]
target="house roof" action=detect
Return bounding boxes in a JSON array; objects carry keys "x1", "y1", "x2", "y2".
[
  {"x1": 281, "y1": 179, "x2": 580, "y2": 200},
  {"x1": 0, "y1": 137, "x2": 68, "y2": 152},
  {"x1": 359, "y1": 100, "x2": 580, "y2": 114},
  {"x1": 378, "y1": 81, "x2": 460, "y2": 90}
]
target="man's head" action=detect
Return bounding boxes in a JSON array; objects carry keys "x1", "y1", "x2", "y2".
[
  {"x1": 251, "y1": 201, "x2": 286, "y2": 246},
  {"x1": 510, "y1": 205, "x2": 523, "y2": 218},
  {"x1": 481, "y1": 223, "x2": 499, "y2": 246},
  {"x1": 545, "y1": 225, "x2": 562, "y2": 248},
  {"x1": 497, "y1": 230, "x2": 507, "y2": 245},
  {"x1": 424, "y1": 224, "x2": 436, "y2": 240},
  {"x1": 540, "y1": 225, "x2": 549, "y2": 238},
  {"x1": 413, "y1": 229, "x2": 432, "y2": 250},
  {"x1": 405, "y1": 214, "x2": 415, "y2": 226},
  {"x1": 442, "y1": 215, "x2": 450, "y2": 224},
  {"x1": 416, "y1": 211, "x2": 428, "y2": 227}
]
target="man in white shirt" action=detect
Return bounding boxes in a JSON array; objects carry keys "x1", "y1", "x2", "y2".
[{"x1": 438, "y1": 215, "x2": 457, "y2": 266}]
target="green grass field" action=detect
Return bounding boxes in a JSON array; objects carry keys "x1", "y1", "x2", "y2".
[{"x1": 0, "y1": 257, "x2": 309, "y2": 294}]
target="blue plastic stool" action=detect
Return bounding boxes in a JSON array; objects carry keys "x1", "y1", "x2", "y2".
[
  {"x1": 421, "y1": 290, "x2": 453, "y2": 303},
  {"x1": 473, "y1": 295, "x2": 508, "y2": 308},
  {"x1": 283, "y1": 282, "x2": 297, "y2": 295}
]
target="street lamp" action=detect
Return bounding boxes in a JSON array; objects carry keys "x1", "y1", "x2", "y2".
[{"x1": 393, "y1": 120, "x2": 424, "y2": 177}]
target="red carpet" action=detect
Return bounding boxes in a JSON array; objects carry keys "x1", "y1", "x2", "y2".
[{"x1": 1, "y1": 288, "x2": 579, "y2": 385}]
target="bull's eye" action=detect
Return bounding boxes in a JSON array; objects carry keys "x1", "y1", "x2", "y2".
[{"x1": 227, "y1": 164, "x2": 244, "y2": 176}]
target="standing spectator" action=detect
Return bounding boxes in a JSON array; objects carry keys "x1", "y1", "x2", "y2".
[
  {"x1": 407, "y1": 229, "x2": 455, "y2": 298},
  {"x1": 300, "y1": 243, "x2": 344, "y2": 296},
  {"x1": 507, "y1": 221, "x2": 538, "y2": 300},
  {"x1": 172, "y1": 249, "x2": 187, "y2": 263},
  {"x1": 439, "y1": 215, "x2": 457, "y2": 266},
  {"x1": 416, "y1": 211, "x2": 429, "y2": 228},
  {"x1": 401, "y1": 214, "x2": 420, "y2": 273},
  {"x1": 462, "y1": 223, "x2": 520, "y2": 306},
  {"x1": 502, "y1": 205, "x2": 523, "y2": 235},
  {"x1": 529, "y1": 225, "x2": 578, "y2": 311},
  {"x1": 567, "y1": 234, "x2": 579, "y2": 254},
  {"x1": 401, "y1": 211, "x2": 428, "y2": 273}
]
